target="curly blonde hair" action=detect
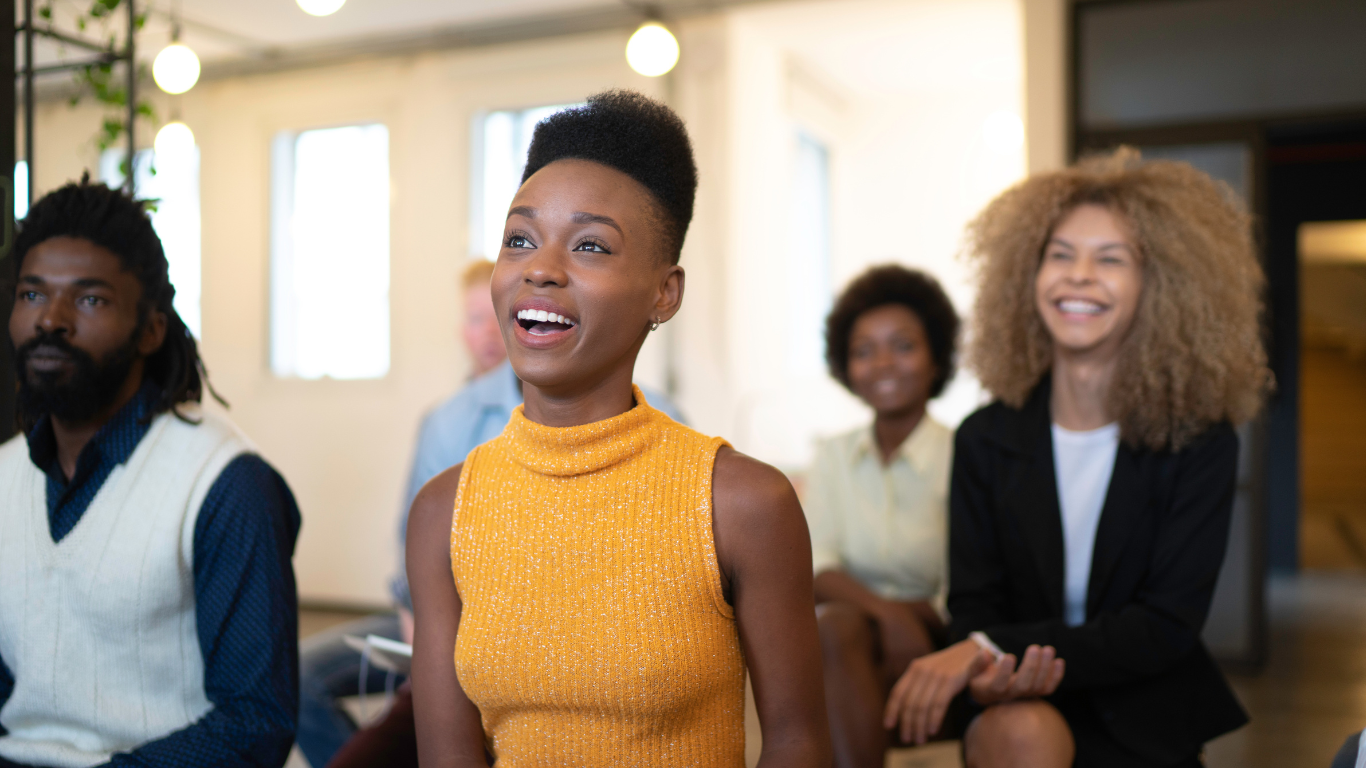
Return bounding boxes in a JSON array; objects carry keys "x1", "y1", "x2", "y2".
[{"x1": 965, "y1": 147, "x2": 1270, "y2": 450}]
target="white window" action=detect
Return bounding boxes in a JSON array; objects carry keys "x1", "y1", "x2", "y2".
[
  {"x1": 270, "y1": 124, "x2": 390, "y2": 380},
  {"x1": 14, "y1": 161, "x2": 28, "y2": 220},
  {"x1": 787, "y1": 131, "x2": 832, "y2": 376},
  {"x1": 101, "y1": 147, "x2": 202, "y2": 338},
  {"x1": 470, "y1": 104, "x2": 580, "y2": 260}
]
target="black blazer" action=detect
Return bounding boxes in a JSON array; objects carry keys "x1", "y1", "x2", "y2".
[{"x1": 947, "y1": 379, "x2": 1248, "y2": 762}]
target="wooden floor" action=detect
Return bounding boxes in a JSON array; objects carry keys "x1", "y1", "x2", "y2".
[{"x1": 1205, "y1": 572, "x2": 1366, "y2": 768}]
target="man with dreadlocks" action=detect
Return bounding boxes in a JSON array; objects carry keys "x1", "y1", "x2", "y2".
[{"x1": 0, "y1": 178, "x2": 301, "y2": 768}]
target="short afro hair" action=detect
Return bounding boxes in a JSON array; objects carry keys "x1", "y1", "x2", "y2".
[
  {"x1": 521, "y1": 89, "x2": 697, "y2": 264},
  {"x1": 825, "y1": 264, "x2": 961, "y2": 398}
]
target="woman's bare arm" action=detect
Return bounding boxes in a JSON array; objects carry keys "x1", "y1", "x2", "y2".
[
  {"x1": 407, "y1": 462, "x2": 488, "y2": 768},
  {"x1": 712, "y1": 447, "x2": 833, "y2": 766}
]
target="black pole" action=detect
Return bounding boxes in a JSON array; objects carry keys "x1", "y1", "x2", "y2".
[
  {"x1": 125, "y1": 0, "x2": 135, "y2": 195},
  {"x1": 1, "y1": 0, "x2": 17, "y2": 441},
  {"x1": 23, "y1": 0, "x2": 31, "y2": 207}
]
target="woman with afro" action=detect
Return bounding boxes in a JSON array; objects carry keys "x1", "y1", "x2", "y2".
[
  {"x1": 807, "y1": 265, "x2": 961, "y2": 768},
  {"x1": 884, "y1": 148, "x2": 1266, "y2": 767},
  {"x1": 405, "y1": 91, "x2": 830, "y2": 767}
]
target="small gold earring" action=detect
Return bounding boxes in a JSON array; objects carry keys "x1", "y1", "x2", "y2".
[{"x1": 648, "y1": 318, "x2": 661, "y2": 332}]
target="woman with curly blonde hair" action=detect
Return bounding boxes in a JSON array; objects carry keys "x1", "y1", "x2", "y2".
[{"x1": 883, "y1": 148, "x2": 1267, "y2": 768}]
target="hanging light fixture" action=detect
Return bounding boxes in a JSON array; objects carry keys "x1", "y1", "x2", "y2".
[
  {"x1": 155, "y1": 120, "x2": 196, "y2": 160},
  {"x1": 626, "y1": 21, "x2": 679, "y2": 77},
  {"x1": 153, "y1": 43, "x2": 200, "y2": 94},
  {"x1": 297, "y1": 0, "x2": 346, "y2": 17},
  {"x1": 153, "y1": 8, "x2": 199, "y2": 96}
]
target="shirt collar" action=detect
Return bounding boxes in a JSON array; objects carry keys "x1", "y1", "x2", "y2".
[
  {"x1": 26, "y1": 379, "x2": 162, "y2": 478},
  {"x1": 852, "y1": 415, "x2": 941, "y2": 475}
]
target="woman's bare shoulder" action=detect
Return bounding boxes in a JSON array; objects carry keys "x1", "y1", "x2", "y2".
[
  {"x1": 711, "y1": 446, "x2": 805, "y2": 540},
  {"x1": 409, "y1": 462, "x2": 465, "y2": 540}
]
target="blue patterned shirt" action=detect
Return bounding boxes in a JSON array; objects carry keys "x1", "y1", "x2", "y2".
[{"x1": 0, "y1": 382, "x2": 301, "y2": 768}]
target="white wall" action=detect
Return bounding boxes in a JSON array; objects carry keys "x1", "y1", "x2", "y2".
[
  {"x1": 21, "y1": 0, "x2": 1056, "y2": 605},
  {"x1": 25, "y1": 32, "x2": 666, "y2": 607},
  {"x1": 672, "y1": 0, "x2": 1026, "y2": 470}
]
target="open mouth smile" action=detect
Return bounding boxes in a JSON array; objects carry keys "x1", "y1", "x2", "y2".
[
  {"x1": 1054, "y1": 298, "x2": 1107, "y2": 317},
  {"x1": 516, "y1": 308, "x2": 578, "y2": 336},
  {"x1": 511, "y1": 300, "x2": 580, "y2": 349}
]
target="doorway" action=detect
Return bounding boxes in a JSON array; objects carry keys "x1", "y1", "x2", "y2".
[
  {"x1": 1264, "y1": 124, "x2": 1366, "y2": 573},
  {"x1": 1297, "y1": 218, "x2": 1366, "y2": 570}
]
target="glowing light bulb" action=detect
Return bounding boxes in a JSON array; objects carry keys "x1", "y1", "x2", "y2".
[
  {"x1": 155, "y1": 121, "x2": 196, "y2": 160},
  {"x1": 982, "y1": 111, "x2": 1024, "y2": 154},
  {"x1": 626, "y1": 22, "x2": 679, "y2": 77},
  {"x1": 297, "y1": 0, "x2": 346, "y2": 16},
  {"x1": 153, "y1": 43, "x2": 200, "y2": 94}
]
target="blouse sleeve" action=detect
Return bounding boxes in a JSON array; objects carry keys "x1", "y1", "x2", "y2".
[{"x1": 803, "y1": 439, "x2": 844, "y2": 576}]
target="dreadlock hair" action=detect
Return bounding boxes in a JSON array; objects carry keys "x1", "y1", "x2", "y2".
[
  {"x1": 521, "y1": 90, "x2": 698, "y2": 264},
  {"x1": 7, "y1": 173, "x2": 221, "y2": 425}
]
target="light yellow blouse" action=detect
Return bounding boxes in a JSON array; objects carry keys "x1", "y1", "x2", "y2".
[{"x1": 803, "y1": 416, "x2": 954, "y2": 605}]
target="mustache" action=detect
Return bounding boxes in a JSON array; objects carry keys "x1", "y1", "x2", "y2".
[{"x1": 16, "y1": 331, "x2": 93, "y2": 368}]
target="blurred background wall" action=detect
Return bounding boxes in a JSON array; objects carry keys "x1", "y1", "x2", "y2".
[{"x1": 12, "y1": 0, "x2": 1065, "y2": 607}]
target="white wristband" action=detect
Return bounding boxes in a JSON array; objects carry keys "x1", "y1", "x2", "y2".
[{"x1": 969, "y1": 631, "x2": 1005, "y2": 662}]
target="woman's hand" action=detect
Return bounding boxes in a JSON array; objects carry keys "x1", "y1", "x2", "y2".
[
  {"x1": 967, "y1": 644, "x2": 1065, "y2": 706},
  {"x1": 883, "y1": 639, "x2": 993, "y2": 745}
]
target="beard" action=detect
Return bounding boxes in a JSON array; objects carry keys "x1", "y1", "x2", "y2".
[{"x1": 15, "y1": 327, "x2": 142, "y2": 431}]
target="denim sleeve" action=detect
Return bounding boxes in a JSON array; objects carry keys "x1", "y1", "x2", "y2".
[
  {"x1": 0, "y1": 652, "x2": 11, "y2": 736},
  {"x1": 393, "y1": 411, "x2": 450, "y2": 611},
  {"x1": 102, "y1": 454, "x2": 302, "y2": 768}
]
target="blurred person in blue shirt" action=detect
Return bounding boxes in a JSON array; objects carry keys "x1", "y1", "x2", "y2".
[{"x1": 296, "y1": 261, "x2": 681, "y2": 767}]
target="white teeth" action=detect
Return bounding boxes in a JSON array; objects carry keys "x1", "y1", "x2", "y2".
[
  {"x1": 1058, "y1": 299, "x2": 1103, "y2": 315},
  {"x1": 516, "y1": 309, "x2": 575, "y2": 326}
]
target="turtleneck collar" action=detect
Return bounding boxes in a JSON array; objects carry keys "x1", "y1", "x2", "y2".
[{"x1": 502, "y1": 385, "x2": 662, "y2": 476}]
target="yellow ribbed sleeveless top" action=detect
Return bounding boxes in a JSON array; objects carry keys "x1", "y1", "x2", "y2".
[{"x1": 450, "y1": 386, "x2": 745, "y2": 767}]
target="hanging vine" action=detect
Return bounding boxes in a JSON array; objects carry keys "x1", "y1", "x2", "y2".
[{"x1": 36, "y1": 0, "x2": 157, "y2": 165}]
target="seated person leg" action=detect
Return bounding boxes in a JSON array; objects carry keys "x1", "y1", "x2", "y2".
[
  {"x1": 818, "y1": 602, "x2": 890, "y2": 768},
  {"x1": 818, "y1": 598, "x2": 941, "y2": 768},
  {"x1": 963, "y1": 700, "x2": 1074, "y2": 768},
  {"x1": 297, "y1": 613, "x2": 405, "y2": 768}
]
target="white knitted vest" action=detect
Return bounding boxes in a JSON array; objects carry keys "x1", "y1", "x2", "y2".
[{"x1": 0, "y1": 408, "x2": 252, "y2": 768}]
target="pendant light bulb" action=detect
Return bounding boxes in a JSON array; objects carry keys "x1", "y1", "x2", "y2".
[
  {"x1": 626, "y1": 22, "x2": 679, "y2": 77},
  {"x1": 297, "y1": 0, "x2": 346, "y2": 16},
  {"x1": 153, "y1": 43, "x2": 200, "y2": 95},
  {"x1": 155, "y1": 121, "x2": 196, "y2": 159}
]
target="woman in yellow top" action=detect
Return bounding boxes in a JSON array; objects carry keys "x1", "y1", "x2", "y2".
[{"x1": 406, "y1": 91, "x2": 831, "y2": 768}]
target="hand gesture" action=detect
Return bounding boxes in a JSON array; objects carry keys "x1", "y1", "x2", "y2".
[
  {"x1": 882, "y1": 639, "x2": 993, "y2": 745},
  {"x1": 967, "y1": 644, "x2": 1065, "y2": 706}
]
